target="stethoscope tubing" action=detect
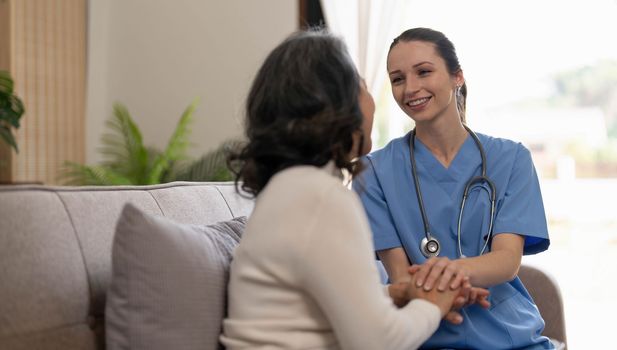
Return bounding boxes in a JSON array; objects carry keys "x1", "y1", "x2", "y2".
[
  {"x1": 409, "y1": 125, "x2": 497, "y2": 258},
  {"x1": 457, "y1": 180, "x2": 496, "y2": 258}
]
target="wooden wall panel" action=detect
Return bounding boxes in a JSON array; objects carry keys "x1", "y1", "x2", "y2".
[
  {"x1": 0, "y1": 0, "x2": 13, "y2": 182},
  {"x1": 2, "y1": 0, "x2": 85, "y2": 184}
]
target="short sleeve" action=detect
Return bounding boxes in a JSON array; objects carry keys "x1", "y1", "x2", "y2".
[
  {"x1": 493, "y1": 145, "x2": 550, "y2": 255},
  {"x1": 353, "y1": 157, "x2": 402, "y2": 252}
]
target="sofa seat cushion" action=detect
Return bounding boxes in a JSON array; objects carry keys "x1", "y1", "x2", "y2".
[{"x1": 105, "y1": 203, "x2": 246, "y2": 350}]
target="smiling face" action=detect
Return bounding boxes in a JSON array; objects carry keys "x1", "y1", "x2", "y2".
[{"x1": 387, "y1": 40, "x2": 464, "y2": 126}]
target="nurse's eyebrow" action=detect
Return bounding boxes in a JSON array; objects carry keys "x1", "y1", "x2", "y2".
[
  {"x1": 413, "y1": 61, "x2": 434, "y2": 68},
  {"x1": 388, "y1": 61, "x2": 435, "y2": 75}
]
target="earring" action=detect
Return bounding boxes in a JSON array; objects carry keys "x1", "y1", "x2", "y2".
[{"x1": 456, "y1": 85, "x2": 462, "y2": 98}]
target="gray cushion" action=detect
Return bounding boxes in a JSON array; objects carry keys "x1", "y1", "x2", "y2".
[{"x1": 105, "y1": 203, "x2": 246, "y2": 350}]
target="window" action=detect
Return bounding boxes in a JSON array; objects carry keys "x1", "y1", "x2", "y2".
[{"x1": 374, "y1": 1, "x2": 617, "y2": 348}]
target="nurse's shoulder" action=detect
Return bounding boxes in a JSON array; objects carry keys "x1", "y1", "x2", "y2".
[
  {"x1": 477, "y1": 132, "x2": 532, "y2": 162},
  {"x1": 364, "y1": 133, "x2": 410, "y2": 166},
  {"x1": 477, "y1": 132, "x2": 537, "y2": 184}
]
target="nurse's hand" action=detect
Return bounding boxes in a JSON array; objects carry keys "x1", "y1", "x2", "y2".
[
  {"x1": 409, "y1": 257, "x2": 470, "y2": 292},
  {"x1": 467, "y1": 286, "x2": 491, "y2": 309},
  {"x1": 442, "y1": 282, "x2": 490, "y2": 324},
  {"x1": 409, "y1": 263, "x2": 490, "y2": 309}
]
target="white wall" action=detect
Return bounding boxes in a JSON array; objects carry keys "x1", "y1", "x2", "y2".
[{"x1": 86, "y1": 0, "x2": 297, "y2": 163}]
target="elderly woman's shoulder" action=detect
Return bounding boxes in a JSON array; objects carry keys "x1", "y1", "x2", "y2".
[{"x1": 264, "y1": 164, "x2": 348, "y2": 201}]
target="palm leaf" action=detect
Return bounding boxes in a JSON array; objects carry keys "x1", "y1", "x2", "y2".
[
  {"x1": 61, "y1": 162, "x2": 133, "y2": 186},
  {"x1": 58, "y1": 100, "x2": 201, "y2": 186},
  {"x1": 172, "y1": 139, "x2": 243, "y2": 182},
  {"x1": 147, "y1": 100, "x2": 196, "y2": 184},
  {"x1": 99, "y1": 104, "x2": 149, "y2": 183}
]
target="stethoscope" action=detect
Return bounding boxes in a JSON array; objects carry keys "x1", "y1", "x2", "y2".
[{"x1": 409, "y1": 125, "x2": 497, "y2": 258}]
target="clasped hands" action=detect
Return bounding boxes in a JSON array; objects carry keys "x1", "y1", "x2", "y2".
[{"x1": 390, "y1": 257, "x2": 490, "y2": 324}]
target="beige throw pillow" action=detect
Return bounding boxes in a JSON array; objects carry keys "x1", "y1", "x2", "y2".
[{"x1": 106, "y1": 203, "x2": 246, "y2": 350}]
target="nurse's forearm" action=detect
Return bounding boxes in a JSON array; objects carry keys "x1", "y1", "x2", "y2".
[
  {"x1": 458, "y1": 233, "x2": 524, "y2": 288},
  {"x1": 458, "y1": 250, "x2": 520, "y2": 287}
]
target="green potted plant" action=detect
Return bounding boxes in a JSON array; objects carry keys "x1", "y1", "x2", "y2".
[
  {"x1": 0, "y1": 70, "x2": 25, "y2": 153},
  {"x1": 61, "y1": 100, "x2": 242, "y2": 185},
  {"x1": 172, "y1": 138, "x2": 243, "y2": 182}
]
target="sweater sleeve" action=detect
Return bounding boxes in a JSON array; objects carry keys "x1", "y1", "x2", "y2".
[{"x1": 297, "y1": 183, "x2": 441, "y2": 350}]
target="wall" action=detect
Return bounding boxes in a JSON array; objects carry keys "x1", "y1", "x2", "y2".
[{"x1": 86, "y1": 0, "x2": 298, "y2": 163}]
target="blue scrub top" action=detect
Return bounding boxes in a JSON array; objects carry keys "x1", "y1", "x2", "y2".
[{"x1": 354, "y1": 132, "x2": 554, "y2": 349}]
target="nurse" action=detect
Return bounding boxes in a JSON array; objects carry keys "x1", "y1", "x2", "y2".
[{"x1": 354, "y1": 27, "x2": 555, "y2": 349}]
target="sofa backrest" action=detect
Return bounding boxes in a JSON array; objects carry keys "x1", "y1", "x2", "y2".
[{"x1": 0, "y1": 182, "x2": 253, "y2": 350}]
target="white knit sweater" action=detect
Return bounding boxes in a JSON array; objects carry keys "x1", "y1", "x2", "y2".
[{"x1": 221, "y1": 164, "x2": 440, "y2": 349}]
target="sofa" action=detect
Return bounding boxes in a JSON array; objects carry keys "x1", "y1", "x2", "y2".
[
  {"x1": 0, "y1": 182, "x2": 253, "y2": 350},
  {"x1": 0, "y1": 181, "x2": 566, "y2": 349}
]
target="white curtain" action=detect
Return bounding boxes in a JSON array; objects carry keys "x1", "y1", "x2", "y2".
[{"x1": 320, "y1": 0, "x2": 406, "y2": 97}]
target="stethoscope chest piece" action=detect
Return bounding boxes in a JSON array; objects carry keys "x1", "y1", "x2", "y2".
[{"x1": 420, "y1": 235, "x2": 441, "y2": 258}]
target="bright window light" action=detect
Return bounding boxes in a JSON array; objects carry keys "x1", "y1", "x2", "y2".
[{"x1": 374, "y1": 1, "x2": 617, "y2": 348}]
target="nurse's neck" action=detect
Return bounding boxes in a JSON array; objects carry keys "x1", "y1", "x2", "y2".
[{"x1": 415, "y1": 121, "x2": 468, "y2": 169}]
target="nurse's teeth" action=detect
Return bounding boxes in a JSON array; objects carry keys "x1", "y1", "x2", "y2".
[{"x1": 408, "y1": 97, "x2": 429, "y2": 106}]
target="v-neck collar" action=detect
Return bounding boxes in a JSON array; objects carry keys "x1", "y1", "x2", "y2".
[
  {"x1": 414, "y1": 134, "x2": 474, "y2": 181},
  {"x1": 414, "y1": 135, "x2": 479, "y2": 197}
]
